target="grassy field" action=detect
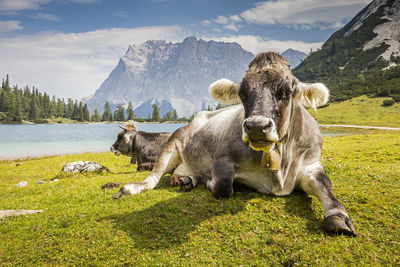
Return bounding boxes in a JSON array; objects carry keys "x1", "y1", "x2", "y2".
[
  {"x1": 1, "y1": 132, "x2": 400, "y2": 265},
  {"x1": 309, "y1": 95, "x2": 400, "y2": 127}
]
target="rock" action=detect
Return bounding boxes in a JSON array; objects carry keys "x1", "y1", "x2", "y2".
[
  {"x1": 50, "y1": 178, "x2": 59, "y2": 183},
  {"x1": 15, "y1": 181, "x2": 28, "y2": 187},
  {"x1": 36, "y1": 180, "x2": 46, "y2": 184},
  {"x1": 0, "y1": 209, "x2": 43, "y2": 219},
  {"x1": 62, "y1": 161, "x2": 109, "y2": 173}
]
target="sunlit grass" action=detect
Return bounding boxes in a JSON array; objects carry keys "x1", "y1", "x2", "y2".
[
  {"x1": 1, "y1": 132, "x2": 399, "y2": 265},
  {"x1": 309, "y1": 95, "x2": 400, "y2": 127}
]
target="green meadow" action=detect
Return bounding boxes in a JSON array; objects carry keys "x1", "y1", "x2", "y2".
[
  {"x1": 309, "y1": 96, "x2": 400, "y2": 127},
  {"x1": 1, "y1": 131, "x2": 399, "y2": 265}
]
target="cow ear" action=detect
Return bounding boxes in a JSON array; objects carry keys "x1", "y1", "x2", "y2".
[
  {"x1": 209, "y1": 78, "x2": 241, "y2": 105},
  {"x1": 294, "y1": 81, "x2": 329, "y2": 110},
  {"x1": 125, "y1": 121, "x2": 137, "y2": 132}
]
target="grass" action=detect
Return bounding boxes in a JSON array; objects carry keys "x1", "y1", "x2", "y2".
[
  {"x1": 309, "y1": 95, "x2": 400, "y2": 127},
  {"x1": 1, "y1": 132, "x2": 400, "y2": 265}
]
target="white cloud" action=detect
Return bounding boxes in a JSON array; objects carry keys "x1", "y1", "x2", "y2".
[
  {"x1": 0, "y1": 0, "x2": 51, "y2": 12},
  {"x1": 240, "y1": 0, "x2": 371, "y2": 29},
  {"x1": 202, "y1": 35, "x2": 322, "y2": 54},
  {"x1": 31, "y1": 12, "x2": 59, "y2": 21},
  {"x1": 215, "y1": 15, "x2": 229, "y2": 25},
  {"x1": 214, "y1": 14, "x2": 242, "y2": 32},
  {"x1": 0, "y1": 20, "x2": 23, "y2": 33},
  {"x1": 0, "y1": 26, "x2": 187, "y2": 99}
]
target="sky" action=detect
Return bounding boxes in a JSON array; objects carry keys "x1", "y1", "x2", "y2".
[{"x1": 0, "y1": 0, "x2": 371, "y2": 100}]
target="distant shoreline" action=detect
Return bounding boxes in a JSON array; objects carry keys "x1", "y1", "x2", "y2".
[{"x1": 0, "y1": 120, "x2": 188, "y2": 125}]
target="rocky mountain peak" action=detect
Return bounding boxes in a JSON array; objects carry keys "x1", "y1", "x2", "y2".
[{"x1": 86, "y1": 37, "x2": 254, "y2": 117}]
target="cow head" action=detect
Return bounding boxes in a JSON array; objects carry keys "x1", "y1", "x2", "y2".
[
  {"x1": 110, "y1": 121, "x2": 137, "y2": 156},
  {"x1": 209, "y1": 52, "x2": 329, "y2": 152}
]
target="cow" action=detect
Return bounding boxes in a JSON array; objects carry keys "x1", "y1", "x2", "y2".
[
  {"x1": 114, "y1": 52, "x2": 356, "y2": 236},
  {"x1": 110, "y1": 122, "x2": 171, "y2": 171}
]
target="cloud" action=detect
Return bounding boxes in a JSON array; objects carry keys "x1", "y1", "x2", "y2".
[
  {"x1": 240, "y1": 0, "x2": 371, "y2": 29},
  {"x1": 0, "y1": 20, "x2": 23, "y2": 33},
  {"x1": 202, "y1": 35, "x2": 323, "y2": 54},
  {"x1": 30, "y1": 12, "x2": 59, "y2": 21},
  {"x1": 0, "y1": 0, "x2": 51, "y2": 12},
  {"x1": 0, "y1": 26, "x2": 188, "y2": 99},
  {"x1": 0, "y1": 0, "x2": 100, "y2": 13},
  {"x1": 214, "y1": 15, "x2": 242, "y2": 32}
]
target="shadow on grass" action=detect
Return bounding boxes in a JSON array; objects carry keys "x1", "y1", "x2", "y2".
[
  {"x1": 103, "y1": 182, "x2": 323, "y2": 251},
  {"x1": 283, "y1": 190, "x2": 323, "y2": 234}
]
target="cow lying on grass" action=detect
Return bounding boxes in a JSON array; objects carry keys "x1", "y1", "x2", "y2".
[
  {"x1": 110, "y1": 122, "x2": 171, "y2": 171},
  {"x1": 114, "y1": 52, "x2": 356, "y2": 236}
]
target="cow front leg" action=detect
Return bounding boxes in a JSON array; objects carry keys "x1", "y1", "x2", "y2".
[
  {"x1": 207, "y1": 157, "x2": 234, "y2": 198},
  {"x1": 299, "y1": 166, "x2": 356, "y2": 236}
]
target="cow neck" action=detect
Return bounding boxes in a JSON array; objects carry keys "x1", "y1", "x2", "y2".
[{"x1": 260, "y1": 98, "x2": 295, "y2": 170}]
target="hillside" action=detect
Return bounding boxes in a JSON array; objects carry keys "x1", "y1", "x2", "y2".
[
  {"x1": 293, "y1": 0, "x2": 400, "y2": 101},
  {"x1": 309, "y1": 95, "x2": 400, "y2": 127}
]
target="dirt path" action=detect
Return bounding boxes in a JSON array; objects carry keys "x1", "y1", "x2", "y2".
[{"x1": 321, "y1": 124, "x2": 400, "y2": 131}]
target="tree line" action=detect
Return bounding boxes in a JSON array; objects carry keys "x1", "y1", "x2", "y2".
[{"x1": 0, "y1": 75, "x2": 204, "y2": 123}]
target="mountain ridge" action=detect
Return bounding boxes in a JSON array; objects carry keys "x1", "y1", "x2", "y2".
[
  {"x1": 293, "y1": 0, "x2": 400, "y2": 101},
  {"x1": 86, "y1": 37, "x2": 254, "y2": 117}
]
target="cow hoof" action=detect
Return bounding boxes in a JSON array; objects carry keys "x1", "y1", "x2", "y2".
[
  {"x1": 170, "y1": 174, "x2": 180, "y2": 186},
  {"x1": 113, "y1": 182, "x2": 148, "y2": 199},
  {"x1": 179, "y1": 176, "x2": 196, "y2": 192},
  {"x1": 323, "y1": 213, "x2": 357, "y2": 237}
]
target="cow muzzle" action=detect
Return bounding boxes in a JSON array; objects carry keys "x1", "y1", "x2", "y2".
[
  {"x1": 242, "y1": 115, "x2": 279, "y2": 151},
  {"x1": 110, "y1": 146, "x2": 121, "y2": 156}
]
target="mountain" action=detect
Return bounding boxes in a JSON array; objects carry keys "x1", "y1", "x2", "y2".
[
  {"x1": 280, "y1": 49, "x2": 307, "y2": 68},
  {"x1": 293, "y1": 0, "x2": 400, "y2": 101},
  {"x1": 86, "y1": 37, "x2": 254, "y2": 117}
]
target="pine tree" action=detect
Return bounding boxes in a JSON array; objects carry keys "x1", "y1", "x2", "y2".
[
  {"x1": 56, "y1": 99, "x2": 64, "y2": 118},
  {"x1": 83, "y1": 103, "x2": 90, "y2": 121},
  {"x1": 29, "y1": 94, "x2": 39, "y2": 121},
  {"x1": 78, "y1": 102, "x2": 84, "y2": 121},
  {"x1": 102, "y1": 101, "x2": 113, "y2": 121},
  {"x1": 91, "y1": 109, "x2": 101, "y2": 122},
  {"x1": 172, "y1": 109, "x2": 178, "y2": 121},
  {"x1": 114, "y1": 104, "x2": 125, "y2": 121},
  {"x1": 165, "y1": 110, "x2": 173, "y2": 121},
  {"x1": 72, "y1": 100, "x2": 79, "y2": 120},
  {"x1": 12, "y1": 92, "x2": 23, "y2": 121},
  {"x1": 152, "y1": 103, "x2": 160, "y2": 122},
  {"x1": 127, "y1": 102, "x2": 135, "y2": 120}
]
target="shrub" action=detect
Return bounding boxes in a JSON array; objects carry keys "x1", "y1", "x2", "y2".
[
  {"x1": 382, "y1": 99, "x2": 395, "y2": 106},
  {"x1": 392, "y1": 95, "x2": 400, "y2": 102}
]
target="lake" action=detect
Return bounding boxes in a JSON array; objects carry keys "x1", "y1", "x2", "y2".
[
  {"x1": 0, "y1": 123, "x2": 346, "y2": 160},
  {"x1": 0, "y1": 123, "x2": 186, "y2": 160}
]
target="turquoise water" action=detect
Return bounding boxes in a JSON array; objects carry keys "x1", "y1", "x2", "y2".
[
  {"x1": 0, "y1": 123, "x2": 185, "y2": 160},
  {"x1": 0, "y1": 123, "x2": 346, "y2": 160}
]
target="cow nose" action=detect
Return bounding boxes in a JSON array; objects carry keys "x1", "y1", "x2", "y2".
[{"x1": 243, "y1": 117, "x2": 276, "y2": 140}]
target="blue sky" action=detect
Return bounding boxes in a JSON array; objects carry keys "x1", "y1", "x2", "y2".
[{"x1": 0, "y1": 0, "x2": 371, "y2": 99}]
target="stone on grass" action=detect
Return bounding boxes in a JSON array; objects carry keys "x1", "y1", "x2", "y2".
[
  {"x1": 15, "y1": 181, "x2": 28, "y2": 187},
  {"x1": 0, "y1": 209, "x2": 43, "y2": 219},
  {"x1": 36, "y1": 180, "x2": 46, "y2": 184},
  {"x1": 62, "y1": 161, "x2": 109, "y2": 173}
]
